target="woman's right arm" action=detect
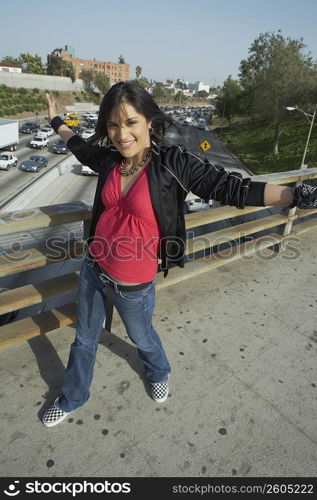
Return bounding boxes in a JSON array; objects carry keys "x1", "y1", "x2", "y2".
[
  {"x1": 46, "y1": 93, "x2": 108, "y2": 172},
  {"x1": 46, "y1": 93, "x2": 76, "y2": 144}
]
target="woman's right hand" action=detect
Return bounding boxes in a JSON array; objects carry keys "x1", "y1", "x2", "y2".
[{"x1": 45, "y1": 93, "x2": 57, "y2": 122}]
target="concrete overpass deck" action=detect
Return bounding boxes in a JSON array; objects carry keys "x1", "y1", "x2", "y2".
[{"x1": 1, "y1": 228, "x2": 316, "y2": 478}]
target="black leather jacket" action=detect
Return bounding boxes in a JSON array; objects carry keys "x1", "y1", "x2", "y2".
[{"x1": 67, "y1": 135, "x2": 267, "y2": 275}]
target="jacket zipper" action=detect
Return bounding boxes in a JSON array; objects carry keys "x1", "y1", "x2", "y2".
[{"x1": 157, "y1": 165, "x2": 168, "y2": 275}]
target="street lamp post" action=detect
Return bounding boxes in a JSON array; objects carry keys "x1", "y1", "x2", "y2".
[
  {"x1": 283, "y1": 105, "x2": 316, "y2": 239},
  {"x1": 286, "y1": 106, "x2": 316, "y2": 169}
]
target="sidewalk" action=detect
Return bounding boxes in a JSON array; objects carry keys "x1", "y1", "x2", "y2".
[{"x1": 1, "y1": 228, "x2": 317, "y2": 477}]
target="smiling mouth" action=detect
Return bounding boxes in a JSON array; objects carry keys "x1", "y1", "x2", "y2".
[{"x1": 118, "y1": 140, "x2": 135, "y2": 149}]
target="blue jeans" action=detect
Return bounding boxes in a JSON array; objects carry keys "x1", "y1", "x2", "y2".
[{"x1": 58, "y1": 255, "x2": 171, "y2": 412}]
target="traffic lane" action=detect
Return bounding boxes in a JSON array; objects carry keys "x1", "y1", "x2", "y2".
[
  {"x1": 203, "y1": 130, "x2": 251, "y2": 175},
  {"x1": 0, "y1": 149, "x2": 73, "y2": 207},
  {"x1": 168, "y1": 124, "x2": 250, "y2": 176},
  {"x1": 24, "y1": 161, "x2": 98, "y2": 209},
  {"x1": 17, "y1": 131, "x2": 59, "y2": 150},
  {"x1": 1, "y1": 123, "x2": 87, "y2": 206}
]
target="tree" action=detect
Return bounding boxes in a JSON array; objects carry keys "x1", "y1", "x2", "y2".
[
  {"x1": 135, "y1": 66, "x2": 142, "y2": 79},
  {"x1": 64, "y1": 61, "x2": 76, "y2": 83},
  {"x1": 94, "y1": 73, "x2": 111, "y2": 94},
  {"x1": 0, "y1": 56, "x2": 21, "y2": 67},
  {"x1": 19, "y1": 53, "x2": 45, "y2": 74},
  {"x1": 80, "y1": 69, "x2": 96, "y2": 93},
  {"x1": 239, "y1": 30, "x2": 317, "y2": 154},
  {"x1": 1, "y1": 53, "x2": 46, "y2": 74},
  {"x1": 175, "y1": 79, "x2": 187, "y2": 90},
  {"x1": 216, "y1": 76, "x2": 242, "y2": 126},
  {"x1": 151, "y1": 83, "x2": 166, "y2": 99},
  {"x1": 174, "y1": 90, "x2": 185, "y2": 105},
  {"x1": 197, "y1": 90, "x2": 209, "y2": 98},
  {"x1": 135, "y1": 77, "x2": 150, "y2": 89},
  {"x1": 118, "y1": 55, "x2": 126, "y2": 64},
  {"x1": 47, "y1": 57, "x2": 76, "y2": 82}
]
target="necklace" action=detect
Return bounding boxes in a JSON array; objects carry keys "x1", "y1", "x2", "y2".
[{"x1": 118, "y1": 150, "x2": 151, "y2": 176}]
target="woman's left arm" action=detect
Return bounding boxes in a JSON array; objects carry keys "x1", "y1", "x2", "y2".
[
  {"x1": 170, "y1": 146, "x2": 317, "y2": 210},
  {"x1": 265, "y1": 183, "x2": 317, "y2": 209},
  {"x1": 264, "y1": 184, "x2": 293, "y2": 206}
]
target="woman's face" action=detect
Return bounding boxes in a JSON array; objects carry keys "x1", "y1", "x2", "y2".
[{"x1": 107, "y1": 101, "x2": 151, "y2": 161}]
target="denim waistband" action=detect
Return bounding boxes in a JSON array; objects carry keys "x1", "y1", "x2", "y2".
[
  {"x1": 99, "y1": 273, "x2": 152, "y2": 292},
  {"x1": 88, "y1": 252, "x2": 152, "y2": 292}
]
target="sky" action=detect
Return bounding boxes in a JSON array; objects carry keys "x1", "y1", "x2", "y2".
[{"x1": 1, "y1": 0, "x2": 317, "y2": 87}]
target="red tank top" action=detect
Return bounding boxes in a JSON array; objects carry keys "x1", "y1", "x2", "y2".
[{"x1": 89, "y1": 162, "x2": 161, "y2": 283}]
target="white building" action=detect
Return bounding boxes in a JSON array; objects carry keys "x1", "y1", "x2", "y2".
[
  {"x1": 0, "y1": 64, "x2": 22, "y2": 73},
  {"x1": 187, "y1": 82, "x2": 210, "y2": 95}
]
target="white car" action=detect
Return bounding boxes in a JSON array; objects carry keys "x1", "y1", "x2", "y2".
[
  {"x1": 84, "y1": 112, "x2": 98, "y2": 120},
  {"x1": 35, "y1": 130, "x2": 49, "y2": 139},
  {"x1": 29, "y1": 135, "x2": 49, "y2": 149},
  {"x1": 40, "y1": 126, "x2": 54, "y2": 137},
  {"x1": 82, "y1": 129, "x2": 94, "y2": 140},
  {"x1": 196, "y1": 118, "x2": 206, "y2": 130},
  {"x1": 81, "y1": 165, "x2": 98, "y2": 176},
  {"x1": 185, "y1": 198, "x2": 213, "y2": 213},
  {"x1": 0, "y1": 152, "x2": 18, "y2": 170}
]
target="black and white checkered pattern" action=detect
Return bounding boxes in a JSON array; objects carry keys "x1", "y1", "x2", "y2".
[
  {"x1": 42, "y1": 397, "x2": 69, "y2": 427},
  {"x1": 150, "y1": 380, "x2": 169, "y2": 403},
  {"x1": 290, "y1": 184, "x2": 317, "y2": 208}
]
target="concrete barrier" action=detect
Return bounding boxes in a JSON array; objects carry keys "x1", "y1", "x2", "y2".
[
  {"x1": 3, "y1": 154, "x2": 76, "y2": 211},
  {"x1": 0, "y1": 72, "x2": 84, "y2": 92},
  {"x1": 65, "y1": 104, "x2": 99, "y2": 112}
]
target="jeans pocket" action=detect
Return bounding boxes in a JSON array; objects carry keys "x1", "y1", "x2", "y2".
[{"x1": 118, "y1": 290, "x2": 144, "y2": 302}]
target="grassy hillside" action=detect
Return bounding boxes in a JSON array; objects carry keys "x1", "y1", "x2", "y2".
[
  {"x1": 0, "y1": 85, "x2": 96, "y2": 119},
  {"x1": 217, "y1": 117, "x2": 317, "y2": 175},
  {"x1": 0, "y1": 84, "x2": 210, "y2": 120}
]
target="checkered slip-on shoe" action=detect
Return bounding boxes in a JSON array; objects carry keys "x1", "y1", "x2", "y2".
[
  {"x1": 42, "y1": 397, "x2": 70, "y2": 427},
  {"x1": 150, "y1": 380, "x2": 169, "y2": 403}
]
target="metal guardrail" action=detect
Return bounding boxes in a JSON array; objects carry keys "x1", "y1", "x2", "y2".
[{"x1": 0, "y1": 168, "x2": 317, "y2": 348}]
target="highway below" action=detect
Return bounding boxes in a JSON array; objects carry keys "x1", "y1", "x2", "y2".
[
  {"x1": 0, "y1": 125, "x2": 72, "y2": 208},
  {"x1": 167, "y1": 120, "x2": 251, "y2": 176}
]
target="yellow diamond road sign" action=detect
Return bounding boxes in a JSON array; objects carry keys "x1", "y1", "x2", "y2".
[{"x1": 200, "y1": 140, "x2": 211, "y2": 152}]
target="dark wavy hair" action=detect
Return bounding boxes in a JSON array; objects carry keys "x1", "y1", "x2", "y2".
[{"x1": 93, "y1": 80, "x2": 178, "y2": 147}]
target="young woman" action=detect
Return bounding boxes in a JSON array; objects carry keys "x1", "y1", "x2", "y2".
[{"x1": 42, "y1": 81, "x2": 317, "y2": 427}]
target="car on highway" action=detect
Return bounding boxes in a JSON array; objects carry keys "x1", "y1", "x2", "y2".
[
  {"x1": 81, "y1": 165, "x2": 98, "y2": 176},
  {"x1": 196, "y1": 118, "x2": 206, "y2": 130},
  {"x1": 84, "y1": 112, "x2": 98, "y2": 121},
  {"x1": 52, "y1": 139, "x2": 69, "y2": 154},
  {"x1": 19, "y1": 155, "x2": 48, "y2": 172},
  {"x1": 82, "y1": 129, "x2": 95, "y2": 140},
  {"x1": 40, "y1": 125, "x2": 54, "y2": 137},
  {"x1": 64, "y1": 113, "x2": 80, "y2": 127},
  {"x1": 0, "y1": 152, "x2": 18, "y2": 170},
  {"x1": 35, "y1": 130, "x2": 50, "y2": 139},
  {"x1": 19, "y1": 122, "x2": 38, "y2": 134},
  {"x1": 182, "y1": 116, "x2": 192, "y2": 126},
  {"x1": 184, "y1": 198, "x2": 213, "y2": 213},
  {"x1": 29, "y1": 135, "x2": 49, "y2": 149},
  {"x1": 85, "y1": 118, "x2": 97, "y2": 128}
]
